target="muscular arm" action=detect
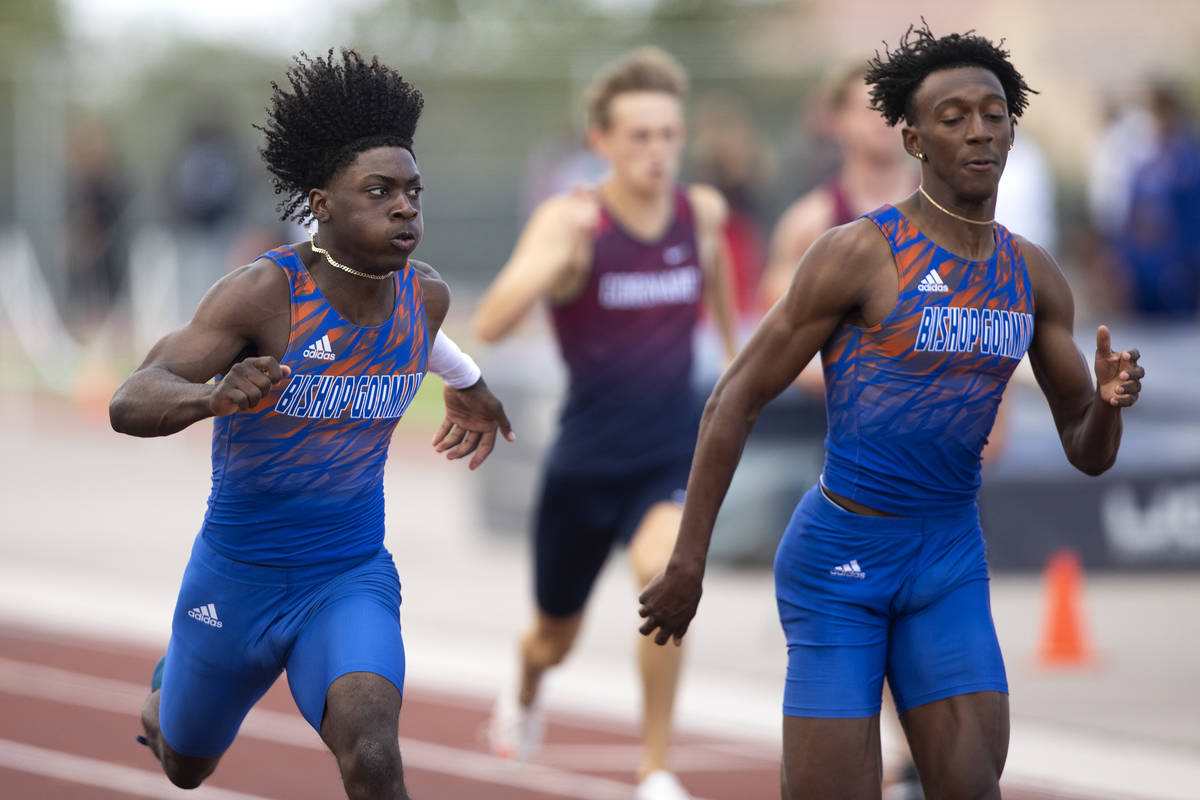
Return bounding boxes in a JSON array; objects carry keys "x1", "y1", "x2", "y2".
[
  {"x1": 638, "y1": 220, "x2": 884, "y2": 643},
  {"x1": 472, "y1": 191, "x2": 594, "y2": 342},
  {"x1": 109, "y1": 262, "x2": 290, "y2": 437},
  {"x1": 1021, "y1": 238, "x2": 1143, "y2": 475},
  {"x1": 689, "y1": 184, "x2": 738, "y2": 361}
]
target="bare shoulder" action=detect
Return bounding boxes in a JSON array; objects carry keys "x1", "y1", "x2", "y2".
[
  {"x1": 809, "y1": 215, "x2": 890, "y2": 268},
  {"x1": 409, "y1": 258, "x2": 444, "y2": 283},
  {"x1": 686, "y1": 183, "x2": 729, "y2": 230},
  {"x1": 410, "y1": 259, "x2": 450, "y2": 324},
  {"x1": 774, "y1": 216, "x2": 890, "y2": 323},
  {"x1": 795, "y1": 216, "x2": 893, "y2": 304},
  {"x1": 776, "y1": 188, "x2": 835, "y2": 240},
  {"x1": 1010, "y1": 232, "x2": 1072, "y2": 310},
  {"x1": 1010, "y1": 231, "x2": 1055, "y2": 269},
  {"x1": 226, "y1": 256, "x2": 290, "y2": 295},
  {"x1": 197, "y1": 257, "x2": 290, "y2": 332}
]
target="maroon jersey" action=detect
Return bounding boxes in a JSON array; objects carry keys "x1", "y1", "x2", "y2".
[{"x1": 547, "y1": 188, "x2": 705, "y2": 475}]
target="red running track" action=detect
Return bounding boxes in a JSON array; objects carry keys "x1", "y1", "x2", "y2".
[{"x1": 0, "y1": 624, "x2": 1076, "y2": 799}]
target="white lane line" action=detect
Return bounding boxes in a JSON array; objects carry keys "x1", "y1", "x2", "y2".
[
  {"x1": 535, "y1": 743, "x2": 777, "y2": 772},
  {"x1": 0, "y1": 656, "x2": 146, "y2": 715},
  {"x1": 0, "y1": 738, "x2": 275, "y2": 800},
  {"x1": 0, "y1": 657, "x2": 720, "y2": 800}
]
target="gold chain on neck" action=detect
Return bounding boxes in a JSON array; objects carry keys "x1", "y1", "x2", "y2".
[
  {"x1": 918, "y1": 185, "x2": 995, "y2": 226},
  {"x1": 310, "y1": 232, "x2": 393, "y2": 280}
]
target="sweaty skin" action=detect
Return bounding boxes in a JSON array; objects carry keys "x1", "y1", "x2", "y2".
[
  {"x1": 111, "y1": 147, "x2": 511, "y2": 458},
  {"x1": 471, "y1": 84, "x2": 736, "y2": 785},
  {"x1": 636, "y1": 65, "x2": 1144, "y2": 800},
  {"x1": 637, "y1": 65, "x2": 1143, "y2": 645},
  {"x1": 111, "y1": 146, "x2": 512, "y2": 799}
]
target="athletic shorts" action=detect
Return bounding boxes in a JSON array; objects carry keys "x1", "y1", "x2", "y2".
[
  {"x1": 774, "y1": 483, "x2": 1007, "y2": 718},
  {"x1": 534, "y1": 459, "x2": 690, "y2": 618},
  {"x1": 158, "y1": 534, "x2": 405, "y2": 757}
]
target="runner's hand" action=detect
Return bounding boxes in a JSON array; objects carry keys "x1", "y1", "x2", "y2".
[
  {"x1": 1094, "y1": 325, "x2": 1143, "y2": 408},
  {"x1": 638, "y1": 567, "x2": 702, "y2": 646},
  {"x1": 564, "y1": 183, "x2": 601, "y2": 236},
  {"x1": 433, "y1": 378, "x2": 515, "y2": 470},
  {"x1": 209, "y1": 357, "x2": 290, "y2": 417}
]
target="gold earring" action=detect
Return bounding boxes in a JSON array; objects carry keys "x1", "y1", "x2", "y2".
[{"x1": 915, "y1": 152, "x2": 927, "y2": 161}]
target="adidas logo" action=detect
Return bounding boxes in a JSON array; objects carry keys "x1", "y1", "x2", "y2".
[
  {"x1": 830, "y1": 560, "x2": 866, "y2": 579},
  {"x1": 917, "y1": 269, "x2": 951, "y2": 293},
  {"x1": 303, "y1": 334, "x2": 337, "y2": 361},
  {"x1": 187, "y1": 603, "x2": 224, "y2": 628}
]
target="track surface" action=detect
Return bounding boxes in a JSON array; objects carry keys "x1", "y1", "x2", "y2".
[
  {"x1": 0, "y1": 623, "x2": 789, "y2": 799},
  {"x1": 0, "y1": 623, "x2": 1092, "y2": 800}
]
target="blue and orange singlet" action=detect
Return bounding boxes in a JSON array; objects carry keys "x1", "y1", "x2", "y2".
[
  {"x1": 820, "y1": 205, "x2": 1034, "y2": 516},
  {"x1": 201, "y1": 247, "x2": 427, "y2": 566},
  {"x1": 547, "y1": 188, "x2": 704, "y2": 475}
]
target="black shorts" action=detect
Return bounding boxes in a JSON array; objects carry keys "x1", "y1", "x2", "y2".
[{"x1": 534, "y1": 459, "x2": 691, "y2": 617}]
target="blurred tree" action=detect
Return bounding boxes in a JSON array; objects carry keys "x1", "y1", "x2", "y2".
[
  {"x1": 0, "y1": 0, "x2": 63, "y2": 38},
  {"x1": 337, "y1": 0, "x2": 802, "y2": 287},
  {"x1": 0, "y1": 0, "x2": 65, "y2": 224}
]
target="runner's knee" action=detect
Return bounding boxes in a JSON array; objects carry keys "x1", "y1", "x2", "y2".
[
  {"x1": 629, "y1": 503, "x2": 682, "y2": 586},
  {"x1": 160, "y1": 751, "x2": 219, "y2": 790},
  {"x1": 631, "y1": 548, "x2": 671, "y2": 587},
  {"x1": 523, "y1": 619, "x2": 579, "y2": 668},
  {"x1": 337, "y1": 735, "x2": 404, "y2": 799},
  {"x1": 143, "y1": 693, "x2": 220, "y2": 790},
  {"x1": 924, "y1": 765, "x2": 1001, "y2": 800}
]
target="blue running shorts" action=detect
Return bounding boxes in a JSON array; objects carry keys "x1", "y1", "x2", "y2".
[
  {"x1": 158, "y1": 534, "x2": 405, "y2": 757},
  {"x1": 534, "y1": 458, "x2": 690, "y2": 618},
  {"x1": 774, "y1": 483, "x2": 1007, "y2": 718}
]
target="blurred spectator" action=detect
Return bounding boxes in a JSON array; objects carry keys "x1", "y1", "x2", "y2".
[
  {"x1": 63, "y1": 115, "x2": 127, "y2": 327},
  {"x1": 690, "y1": 90, "x2": 777, "y2": 320},
  {"x1": 1114, "y1": 82, "x2": 1200, "y2": 318},
  {"x1": 772, "y1": 73, "x2": 846, "y2": 218},
  {"x1": 1087, "y1": 96, "x2": 1157, "y2": 237},
  {"x1": 519, "y1": 122, "x2": 607, "y2": 219},
  {"x1": 996, "y1": 133, "x2": 1058, "y2": 256},
  {"x1": 761, "y1": 65, "x2": 916, "y2": 317},
  {"x1": 1075, "y1": 96, "x2": 1157, "y2": 318},
  {"x1": 166, "y1": 117, "x2": 244, "y2": 231},
  {"x1": 163, "y1": 116, "x2": 248, "y2": 316}
]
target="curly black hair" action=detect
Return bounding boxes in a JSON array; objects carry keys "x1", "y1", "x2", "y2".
[
  {"x1": 864, "y1": 21, "x2": 1036, "y2": 127},
  {"x1": 256, "y1": 49, "x2": 424, "y2": 223}
]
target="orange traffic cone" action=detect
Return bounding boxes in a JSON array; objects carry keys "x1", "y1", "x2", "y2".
[
  {"x1": 72, "y1": 351, "x2": 121, "y2": 423},
  {"x1": 1037, "y1": 549, "x2": 1093, "y2": 667}
]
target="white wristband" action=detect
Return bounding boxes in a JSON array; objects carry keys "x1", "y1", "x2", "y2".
[{"x1": 429, "y1": 330, "x2": 482, "y2": 389}]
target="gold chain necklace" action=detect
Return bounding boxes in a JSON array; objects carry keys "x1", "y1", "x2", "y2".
[
  {"x1": 310, "y1": 232, "x2": 393, "y2": 280},
  {"x1": 918, "y1": 185, "x2": 994, "y2": 226}
]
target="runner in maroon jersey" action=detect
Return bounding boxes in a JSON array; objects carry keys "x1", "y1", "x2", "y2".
[{"x1": 473, "y1": 47, "x2": 736, "y2": 800}]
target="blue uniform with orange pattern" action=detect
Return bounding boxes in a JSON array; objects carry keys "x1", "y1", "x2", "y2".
[
  {"x1": 775, "y1": 205, "x2": 1032, "y2": 717},
  {"x1": 535, "y1": 188, "x2": 704, "y2": 617},
  {"x1": 159, "y1": 246, "x2": 427, "y2": 756}
]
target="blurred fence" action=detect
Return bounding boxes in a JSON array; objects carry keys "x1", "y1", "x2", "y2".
[{"x1": 2, "y1": 2, "x2": 1198, "y2": 573}]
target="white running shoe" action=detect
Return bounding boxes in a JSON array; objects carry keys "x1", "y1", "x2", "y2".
[
  {"x1": 487, "y1": 691, "x2": 544, "y2": 762},
  {"x1": 636, "y1": 770, "x2": 693, "y2": 800},
  {"x1": 882, "y1": 761, "x2": 925, "y2": 800}
]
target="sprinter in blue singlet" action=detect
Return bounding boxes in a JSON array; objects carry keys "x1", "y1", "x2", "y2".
[
  {"x1": 639, "y1": 24, "x2": 1145, "y2": 800},
  {"x1": 109, "y1": 50, "x2": 511, "y2": 800}
]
